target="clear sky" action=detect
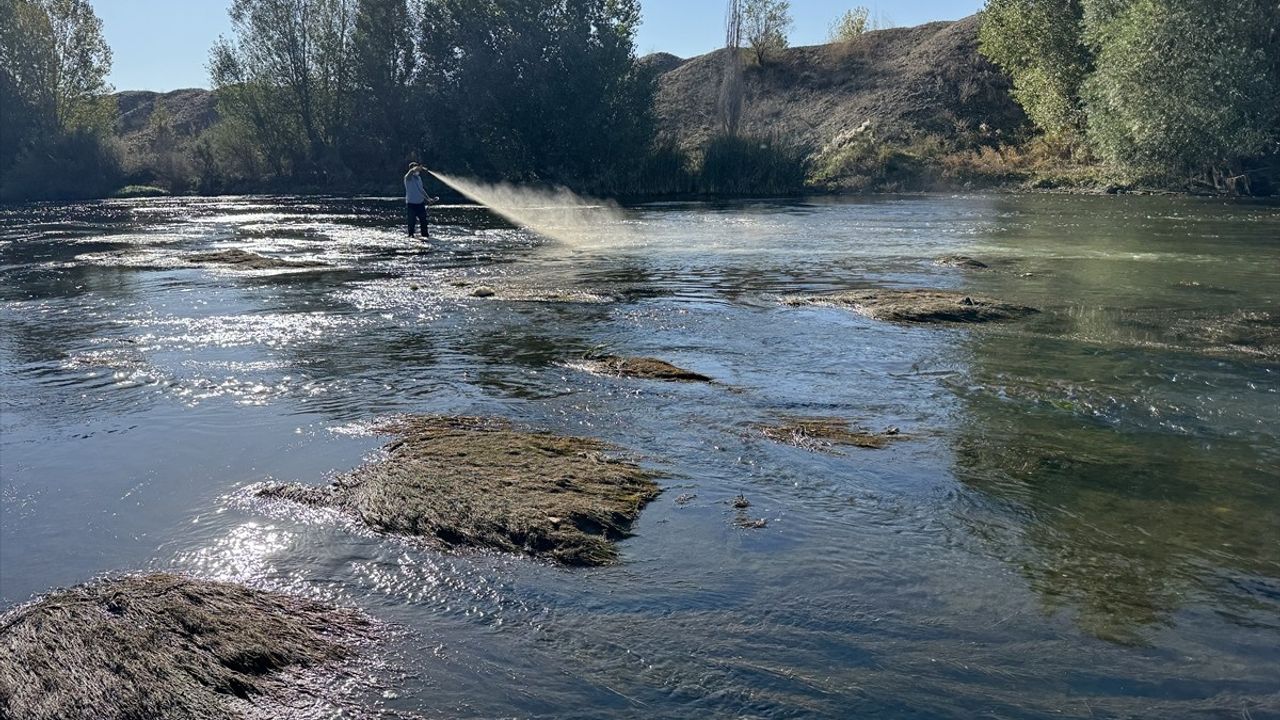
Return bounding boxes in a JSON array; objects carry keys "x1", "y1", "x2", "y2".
[{"x1": 93, "y1": 0, "x2": 984, "y2": 92}]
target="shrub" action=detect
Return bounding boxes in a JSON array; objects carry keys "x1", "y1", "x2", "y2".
[{"x1": 696, "y1": 134, "x2": 810, "y2": 195}]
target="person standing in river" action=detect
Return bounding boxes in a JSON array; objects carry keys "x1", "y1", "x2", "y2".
[{"x1": 404, "y1": 163, "x2": 439, "y2": 239}]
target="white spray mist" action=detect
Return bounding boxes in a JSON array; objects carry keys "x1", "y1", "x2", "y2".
[{"x1": 429, "y1": 171, "x2": 633, "y2": 247}]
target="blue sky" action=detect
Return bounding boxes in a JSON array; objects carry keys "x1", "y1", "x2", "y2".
[{"x1": 93, "y1": 0, "x2": 983, "y2": 92}]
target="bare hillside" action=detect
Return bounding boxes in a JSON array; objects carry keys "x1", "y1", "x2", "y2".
[
  {"x1": 653, "y1": 15, "x2": 1024, "y2": 152},
  {"x1": 113, "y1": 89, "x2": 218, "y2": 149}
]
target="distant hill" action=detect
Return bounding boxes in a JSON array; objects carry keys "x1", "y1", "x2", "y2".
[
  {"x1": 112, "y1": 88, "x2": 218, "y2": 150},
  {"x1": 650, "y1": 15, "x2": 1025, "y2": 153}
]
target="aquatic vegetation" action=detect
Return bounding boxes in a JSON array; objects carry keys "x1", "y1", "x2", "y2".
[
  {"x1": 0, "y1": 573, "x2": 374, "y2": 720},
  {"x1": 572, "y1": 355, "x2": 713, "y2": 382},
  {"x1": 255, "y1": 416, "x2": 661, "y2": 566},
  {"x1": 934, "y1": 254, "x2": 989, "y2": 269},
  {"x1": 185, "y1": 248, "x2": 326, "y2": 270},
  {"x1": 785, "y1": 288, "x2": 1038, "y2": 324},
  {"x1": 757, "y1": 417, "x2": 900, "y2": 453},
  {"x1": 445, "y1": 280, "x2": 618, "y2": 304}
]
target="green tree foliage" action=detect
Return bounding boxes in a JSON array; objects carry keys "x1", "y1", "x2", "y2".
[
  {"x1": 210, "y1": 0, "x2": 357, "y2": 178},
  {"x1": 1082, "y1": 0, "x2": 1280, "y2": 191},
  {"x1": 981, "y1": 0, "x2": 1280, "y2": 192},
  {"x1": 346, "y1": 0, "x2": 417, "y2": 176},
  {"x1": 742, "y1": 0, "x2": 791, "y2": 64},
  {"x1": 828, "y1": 6, "x2": 869, "y2": 43},
  {"x1": 416, "y1": 0, "x2": 654, "y2": 187},
  {"x1": 41, "y1": 0, "x2": 114, "y2": 132},
  {"x1": 0, "y1": 0, "x2": 118, "y2": 200},
  {"x1": 979, "y1": 0, "x2": 1090, "y2": 143}
]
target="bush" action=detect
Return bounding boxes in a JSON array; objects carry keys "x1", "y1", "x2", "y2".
[
  {"x1": 0, "y1": 130, "x2": 123, "y2": 202},
  {"x1": 112, "y1": 185, "x2": 170, "y2": 198},
  {"x1": 696, "y1": 134, "x2": 810, "y2": 195}
]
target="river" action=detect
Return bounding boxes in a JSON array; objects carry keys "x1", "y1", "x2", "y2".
[{"x1": 1, "y1": 193, "x2": 1277, "y2": 718}]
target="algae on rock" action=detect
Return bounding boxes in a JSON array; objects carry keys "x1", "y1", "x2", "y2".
[
  {"x1": 574, "y1": 355, "x2": 713, "y2": 382},
  {"x1": 757, "y1": 417, "x2": 902, "y2": 453},
  {"x1": 784, "y1": 288, "x2": 1037, "y2": 324},
  {"x1": 0, "y1": 573, "x2": 374, "y2": 720},
  {"x1": 186, "y1": 248, "x2": 326, "y2": 270},
  {"x1": 255, "y1": 416, "x2": 661, "y2": 566}
]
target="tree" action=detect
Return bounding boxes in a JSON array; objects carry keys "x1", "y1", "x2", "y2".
[
  {"x1": 209, "y1": 0, "x2": 356, "y2": 177},
  {"x1": 979, "y1": 0, "x2": 1090, "y2": 144},
  {"x1": 414, "y1": 0, "x2": 653, "y2": 186},
  {"x1": 1082, "y1": 0, "x2": 1280, "y2": 191},
  {"x1": 828, "y1": 6, "x2": 869, "y2": 43},
  {"x1": 720, "y1": 0, "x2": 745, "y2": 135},
  {"x1": 347, "y1": 0, "x2": 417, "y2": 175},
  {"x1": 0, "y1": 0, "x2": 118, "y2": 200},
  {"x1": 742, "y1": 0, "x2": 791, "y2": 64},
  {"x1": 40, "y1": 0, "x2": 114, "y2": 132}
]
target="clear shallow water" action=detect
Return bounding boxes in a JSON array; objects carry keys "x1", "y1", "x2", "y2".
[{"x1": 1, "y1": 193, "x2": 1277, "y2": 718}]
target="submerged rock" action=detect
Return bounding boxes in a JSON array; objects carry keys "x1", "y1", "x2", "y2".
[
  {"x1": 784, "y1": 288, "x2": 1037, "y2": 324},
  {"x1": 450, "y1": 280, "x2": 616, "y2": 303},
  {"x1": 1191, "y1": 311, "x2": 1280, "y2": 359},
  {"x1": 186, "y1": 248, "x2": 325, "y2": 270},
  {"x1": 575, "y1": 355, "x2": 713, "y2": 382},
  {"x1": 255, "y1": 416, "x2": 661, "y2": 566},
  {"x1": 757, "y1": 417, "x2": 902, "y2": 453},
  {"x1": 0, "y1": 573, "x2": 374, "y2": 720},
  {"x1": 935, "y1": 254, "x2": 989, "y2": 269}
]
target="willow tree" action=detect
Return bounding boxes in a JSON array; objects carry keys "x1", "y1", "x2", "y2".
[
  {"x1": 210, "y1": 0, "x2": 356, "y2": 177},
  {"x1": 979, "y1": 0, "x2": 1090, "y2": 144},
  {"x1": 1082, "y1": 0, "x2": 1280, "y2": 191}
]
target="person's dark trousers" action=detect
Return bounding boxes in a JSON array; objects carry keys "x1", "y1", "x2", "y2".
[{"x1": 407, "y1": 202, "x2": 428, "y2": 237}]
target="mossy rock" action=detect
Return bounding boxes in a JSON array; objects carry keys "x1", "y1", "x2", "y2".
[
  {"x1": 186, "y1": 248, "x2": 326, "y2": 270},
  {"x1": 784, "y1": 288, "x2": 1037, "y2": 324},
  {"x1": 0, "y1": 573, "x2": 373, "y2": 720},
  {"x1": 576, "y1": 355, "x2": 712, "y2": 382},
  {"x1": 757, "y1": 417, "x2": 902, "y2": 453},
  {"x1": 934, "y1": 255, "x2": 989, "y2": 269},
  {"x1": 256, "y1": 416, "x2": 661, "y2": 566}
]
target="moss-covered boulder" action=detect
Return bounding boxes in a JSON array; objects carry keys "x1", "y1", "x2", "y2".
[
  {"x1": 757, "y1": 417, "x2": 902, "y2": 453},
  {"x1": 0, "y1": 573, "x2": 373, "y2": 720},
  {"x1": 256, "y1": 416, "x2": 661, "y2": 566},
  {"x1": 934, "y1": 254, "x2": 989, "y2": 269},
  {"x1": 785, "y1": 288, "x2": 1037, "y2": 324},
  {"x1": 575, "y1": 355, "x2": 712, "y2": 382}
]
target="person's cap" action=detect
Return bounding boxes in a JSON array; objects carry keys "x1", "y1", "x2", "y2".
[{"x1": 408, "y1": 162, "x2": 420, "y2": 169}]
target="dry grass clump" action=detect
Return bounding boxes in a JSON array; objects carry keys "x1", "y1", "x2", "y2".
[
  {"x1": 575, "y1": 355, "x2": 712, "y2": 382},
  {"x1": 256, "y1": 416, "x2": 661, "y2": 566},
  {"x1": 0, "y1": 573, "x2": 373, "y2": 720},
  {"x1": 186, "y1": 248, "x2": 325, "y2": 270},
  {"x1": 757, "y1": 417, "x2": 901, "y2": 453},
  {"x1": 784, "y1": 288, "x2": 1037, "y2": 324}
]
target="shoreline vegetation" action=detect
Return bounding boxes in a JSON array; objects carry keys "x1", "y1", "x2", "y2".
[{"x1": 2, "y1": 1, "x2": 1277, "y2": 204}]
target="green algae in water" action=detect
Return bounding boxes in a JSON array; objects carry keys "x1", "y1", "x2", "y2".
[
  {"x1": 256, "y1": 416, "x2": 661, "y2": 566},
  {"x1": 784, "y1": 288, "x2": 1039, "y2": 324},
  {"x1": 0, "y1": 573, "x2": 374, "y2": 720}
]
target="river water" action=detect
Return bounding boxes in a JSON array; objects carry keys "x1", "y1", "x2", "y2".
[{"x1": 1, "y1": 193, "x2": 1277, "y2": 718}]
